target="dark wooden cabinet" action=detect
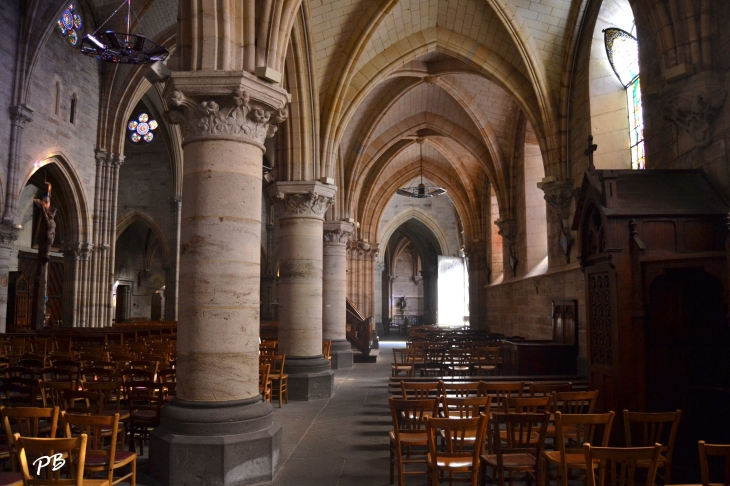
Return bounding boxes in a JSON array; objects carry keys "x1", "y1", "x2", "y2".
[
  {"x1": 502, "y1": 340, "x2": 578, "y2": 376},
  {"x1": 573, "y1": 167, "x2": 730, "y2": 417}
]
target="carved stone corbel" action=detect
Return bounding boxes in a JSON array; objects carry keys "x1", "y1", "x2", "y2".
[
  {"x1": 539, "y1": 180, "x2": 576, "y2": 263},
  {"x1": 495, "y1": 219, "x2": 518, "y2": 277}
]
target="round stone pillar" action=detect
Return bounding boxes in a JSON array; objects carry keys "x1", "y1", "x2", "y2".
[
  {"x1": 323, "y1": 221, "x2": 355, "y2": 369},
  {"x1": 267, "y1": 181, "x2": 336, "y2": 400},
  {"x1": 149, "y1": 73, "x2": 289, "y2": 486}
]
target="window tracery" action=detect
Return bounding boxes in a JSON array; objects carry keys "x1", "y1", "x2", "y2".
[
  {"x1": 605, "y1": 27, "x2": 645, "y2": 170},
  {"x1": 58, "y1": 3, "x2": 83, "y2": 47},
  {"x1": 128, "y1": 113, "x2": 158, "y2": 143}
]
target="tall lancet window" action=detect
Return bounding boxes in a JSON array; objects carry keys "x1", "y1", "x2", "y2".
[{"x1": 604, "y1": 27, "x2": 644, "y2": 170}]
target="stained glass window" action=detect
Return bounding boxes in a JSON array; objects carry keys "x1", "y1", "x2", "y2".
[
  {"x1": 604, "y1": 27, "x2": 644, "y2": 170},
  {"x1": 128, "y1": 113, "x2": 158, "y2": 143},
  {"x1": 58, "y1": 3, "x2": 83, "y2": 47}
]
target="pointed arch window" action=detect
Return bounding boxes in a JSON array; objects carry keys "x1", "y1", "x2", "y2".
[{"x1": 604, "y1": 27, "x2": 644, "y2": 170}]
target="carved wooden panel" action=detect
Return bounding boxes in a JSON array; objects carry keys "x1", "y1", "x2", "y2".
[
  {"x1": 588, "y1": 272, "x2": 613, "y2": 367},
  {"x1": 15, "y1": 274, "x2": 29, "y2": 330},
  {"x1": 552, "y1": 299, "x2": 578, "y2": 345}
]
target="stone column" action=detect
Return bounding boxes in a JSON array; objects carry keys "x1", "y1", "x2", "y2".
[
  {"x1": 267, "y1": 181, "x2": 336, "y2": 400},
  {"x1": 465, "y1": 242, "x2": 488, "y2": 330},
  {"x1": 374, "y1": 261, "x2": 385, "y2": 335},
  {"x1": 164, "y1": 196, "x2": 182, "y2": 321},
  {"x1": 322, "y1": 221, "x2": 355, "y2": 370},
  {"x1": 149, "y1": 73, "x2": 289, "y2": 486},
  {"x1": 0, "y1": 226, "x2": 19, "y2": 332},
  {"x1": 421, "y1": 265, "x2": 438, "y2": 324},
  {"x1": 3, "y1": 105, "x2": 33, "y2": 225}
]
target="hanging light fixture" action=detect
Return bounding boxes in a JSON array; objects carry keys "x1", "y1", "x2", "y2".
[
  {"x1": 396, "y1": 139, "x2": 447, "y2": 198},
  {"x1": 80, "y1": 0, "x2": 169, "y2": 64}
]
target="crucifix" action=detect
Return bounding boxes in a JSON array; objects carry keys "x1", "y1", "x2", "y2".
[
  {"x1": 585, "y1": 135, "x2": 598, "y2": 172},
  {"x1": 31, "y1": 181, "x2": 57, "y2": 330}
]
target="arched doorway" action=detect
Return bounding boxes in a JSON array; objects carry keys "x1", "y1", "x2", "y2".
[
  {"x1": 7, "y1": 159, "x2": 85, "y2": 329},
  {"x1": 114, "y1": 218, "x2": 168, "y2": 322}
]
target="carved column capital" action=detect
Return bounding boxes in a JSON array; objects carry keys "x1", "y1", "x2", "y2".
[
  {"x1": 495, "y1": 219, "x2": 518, "y2": 244},
  {"x1": 94, "y1": 150, "x2": 124, "y2": 168},
  {"x1": 9, "y1": 104, "x2": 33, "y2": 126},
  {"x1": 661, "y1": 72, "x2": 727, "y2": 149},
  {"x1": 323, "y1": 221, "x2": 355, "y2": 246},
  {"x1": 539, "y1": 180, "x2": 576, "y2": 223},
  {"x1": 267, "y1": 181, "x2": 336, "y2": 220},
  {"x1": 0, "y1": 226, "x2": 19, "y2": 249},
  {"x1": 165, "y1": 71, "x2": 290, "y2": 151}
]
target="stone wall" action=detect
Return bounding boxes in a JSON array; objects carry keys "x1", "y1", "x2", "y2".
[
  {"x1": 486, "y1": 265, "x2": 587, "y2": 371},
  {"x1": 21, "y1": 22, "x2": 100, "y2": 213}
]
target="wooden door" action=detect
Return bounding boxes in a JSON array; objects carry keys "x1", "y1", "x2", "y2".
[
  {"x1": 151, "y1": 292, "x2": 162, "y2": 321},
  {"x1": 116, "y1": 286, "x2": 129, "y2": 323}
]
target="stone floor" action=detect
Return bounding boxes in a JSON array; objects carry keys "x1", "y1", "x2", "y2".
[{"x1": 137, "y1": 340, "x2": 429, "y2": 486}]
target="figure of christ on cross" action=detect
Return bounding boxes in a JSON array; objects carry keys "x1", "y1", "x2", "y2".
[{"x1": 31, "y1": 182, "x2": 57, "y2": 329}]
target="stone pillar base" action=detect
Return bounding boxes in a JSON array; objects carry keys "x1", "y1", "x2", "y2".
[
  {"x1": 149, "y1": 397, "x2": 281, "y2": 486},
  {"x1": 329, "y1": 339, "x2": 353, "y2": 370},
  {"x1": 286, "y1": 356, "x2": 334, "y2": 400}
]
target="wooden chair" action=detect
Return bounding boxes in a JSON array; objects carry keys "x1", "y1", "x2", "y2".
[
  {"x1": 583, "y1": 443, "x2": 662, "y2": 486},
  {"x1": 623, "y1": 409, "x2": 682, "y2": 485},
  {"x1": 322, "y1": 341, "x2": 332, "y2": 363},
  {"x1": 529, "y1": 382, "x2": 572, "y2": 398},
  {"x1": 553, "y1": 390, "x2": 599, "y2": 414},
  {"x1": 446, "y1": 349, "x2": 471, "y2": 377},
  {"x1": 547, "y1": 390, "x2": 599, "y2": 441},
  {"x1": 542, "y1": 412, "x2": 615, "y2": 486},
  {"x1": 15, "y1": 434, "x2": 110, "y2": 486},
  {"x1": 259, "y1": 364, "x2": 271, "y2": 403},
  {"x1": 79, "y1": 368, "x2": 115, "y2": 384},
  {"x1": 391, "y1": 349, "x2": 414, "y2": 378},
  {"x1": 2, "y1": 406, "x2": 60, "y2": 472},
  {"x1": 441, "y1": 396, "x2": 492, "y2": 450},
  {"x1": 119, "y1": 369, "x2": 155, "y2": 384},
  {"x1": 481, "y1": 412, "x2": 549, "y2": 486},
  {"x1": 157, "y1": 369, "x2": 176, "y2": 403},
  {"x1": 0, "y1": 383, "x2": 38, "y2": 407},
  {"x1": 40, "y1": 381, "x2": 76, "y2": 409},
  {"x1": 481, "y1": 382, "x2": 525, "y2": 417},
  {"x1": 388, "y1": 397, "x2": 438, "y2": 486},
  {"x1": 698, "y1": 441, "x2": 730, "y2": 486},
  {"x1": 438, "y1": 381, "x2": 484, "y2": 399},
  {"x1": 127, "y1": 361, "x2": 158, "y2": 374},
  {"x1": 61, "y1": 412, "x2": 136, "y2": 486},
  {"x1": 421, "y1": 348, "x2": 446, "y2": 377},
  {"x1": 62, "y1": 390, "x2": 104, "y2": 415},
  {"x1": 82, "y1": 382, "x2": 123, "y2": 415},
  {"x1": 427, "y1": 414, "x2": 489, "y2": 486},
  {"x1": 471, "y1": 346, "x2": 500, "y2": 376},
  {"x1": 268, "y1": 355, "x2": 287, "y2": 408},
  {"x1": 124, "y1": 382, "x2": 163, "y2": 455},
  {"x1": 400, "y1": 381, "x2": 440, "y2": 400},
  {"x1": 40, "y1": 367, "x2": 77, "y2": 383}
]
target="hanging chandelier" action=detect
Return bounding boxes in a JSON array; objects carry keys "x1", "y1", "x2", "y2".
[
  {"x1": 396, "y1": 140, "x2": 447, "y2": 198},
  {"x1": 80, "y1": 0, "x2": 169, "y2": 64}
]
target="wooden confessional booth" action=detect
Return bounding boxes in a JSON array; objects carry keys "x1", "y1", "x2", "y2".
[{"x1": 573, "y1": 167, "x2": 730, "y2": 459}]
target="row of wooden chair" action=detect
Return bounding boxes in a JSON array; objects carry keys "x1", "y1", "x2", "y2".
[{"x1": 0, "y1": 406, "x2": 135, "y2": 486}]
